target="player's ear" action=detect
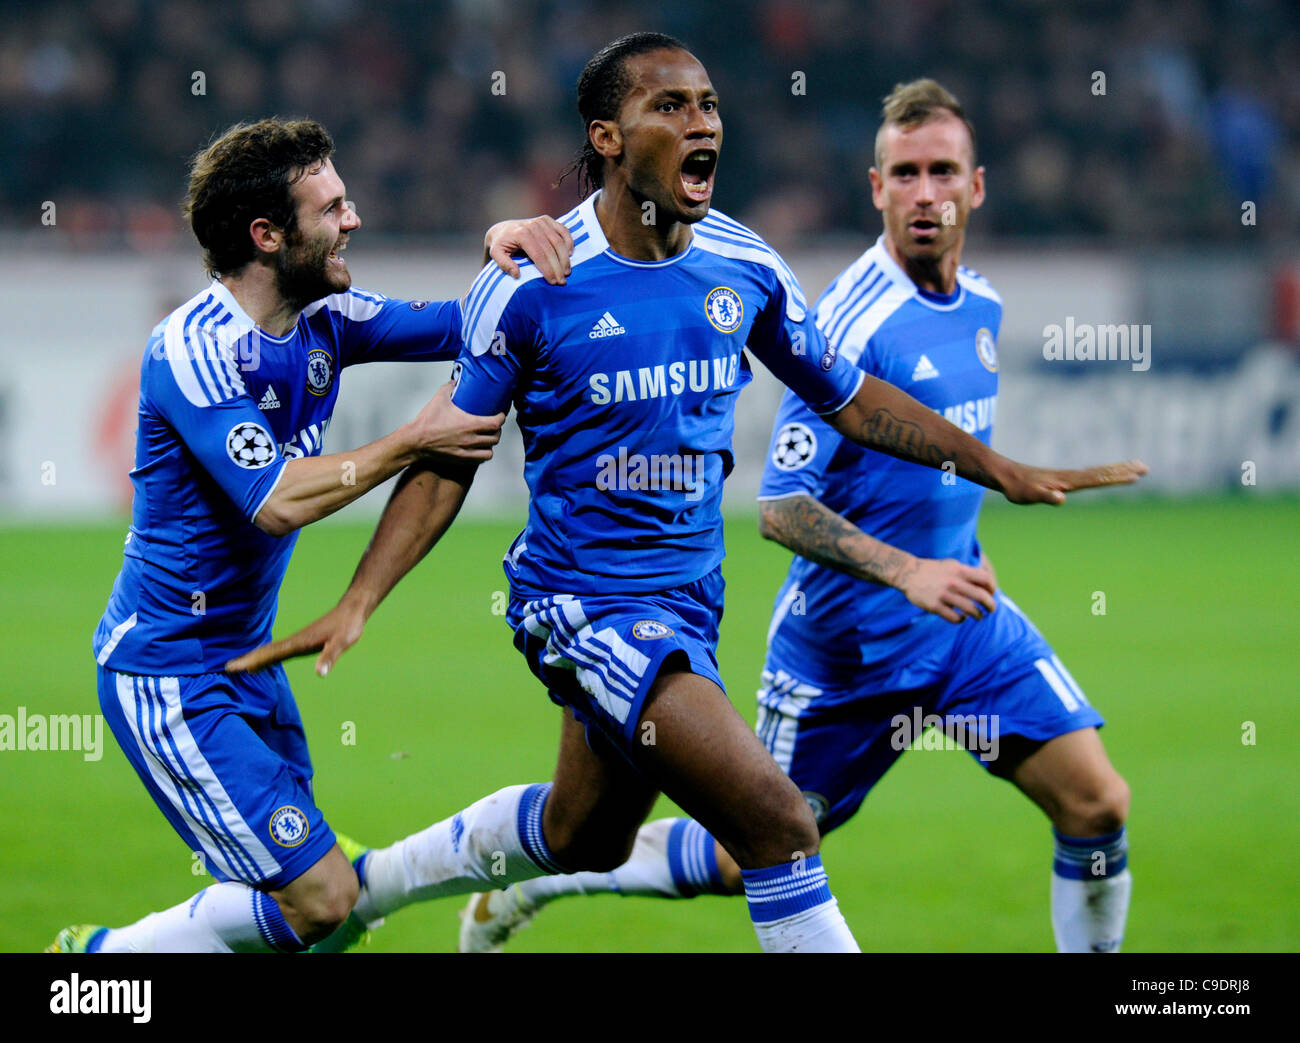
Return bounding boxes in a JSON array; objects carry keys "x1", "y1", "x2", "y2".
[
  {"x1": 970, "y1": 165, "x2": 986, "y2": 211},
  {"x1": 868, "y1": 167, "x2": 884, "y2": 211},
  {"x1": 249, "y1": 217, "x2": 284, "y2": 257},
  {"x1": 590, "y1": 119, "x2": 623, "y2": 161}
]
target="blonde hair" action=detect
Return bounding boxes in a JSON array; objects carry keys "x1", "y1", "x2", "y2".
[{"x1": 874, "y1": 79, "x2": 976, "y2": 169}]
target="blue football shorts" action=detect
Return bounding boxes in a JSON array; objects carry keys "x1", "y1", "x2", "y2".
[
  {"x1": 508, "y1": 566, "x2": 727, "y2": 756},
  {"x1": 757, "y1": 592, "x2": 1106, "y2": 833},
  {"x1": 97, "y1": 663, "x2": 336, "y2": 889}
]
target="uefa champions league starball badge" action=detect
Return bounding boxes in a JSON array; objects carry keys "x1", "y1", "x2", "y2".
[
  {"x1": 226, "y1": 422, "x2": 275, "y2": 469},
  {"x1": 772, "y1": 422, "x2": 817, "y2": 471}
]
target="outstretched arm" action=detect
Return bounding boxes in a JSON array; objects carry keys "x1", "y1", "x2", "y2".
[
  {"x1": 230, "y1": 458, "x2": 475, "y2": 675},
  {"x1": 758, "y1": 494, "x2": 996, "y2": 623},
  {"x1": 827, "y1": 374, "x2": 1146, "y2": 504},
  {"x1": 253, "y1": 383, "x2": 499, "y2": 536}
]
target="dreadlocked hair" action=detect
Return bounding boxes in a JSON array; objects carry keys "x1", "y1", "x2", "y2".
[{"x1": 555, "y1": 31, "x2": 689, "y2": 197}]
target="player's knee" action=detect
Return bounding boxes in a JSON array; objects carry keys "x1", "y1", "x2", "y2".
[
  {"x1": 302, "y1": 895, "x2": 358, "y2": 943},
  {"x1": 1061, "y1": 773, "x2": 1130, "y2": 836},
  {"x1": 286, "y1": 868, "x2": 359, "y2": 944},
  {"x1": 729, "y1": 789, "x2": 820, "y2": 870},
  {"x1": 570, "y1": 842, "x2": 635, "y2": 874},
  {"x1": 1096, "y1": 774, "x2": 1131, "y2": 832},
  {"x1": 548, "y1": 822, "x2": 638, "y2": 873}
]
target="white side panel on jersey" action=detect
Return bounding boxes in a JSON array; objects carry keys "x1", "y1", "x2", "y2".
[
  {"x1": 304, "y1": 290, "x2": 386, "y2": 323},
  {"x1": 815, "y1": 241, "x2": 916, "y2": 364},
  {"x1": 697, "y1": 210, "x2": 808, "y2": 315},
  {"x1": 767, "y1": 582, "x2": 804, "y2": 644},
  {"x1": 192, "y1": 299, "x2": 247, "y2": 401},
  {"x1": 831, "y1": 283, "x2": 915, "y2": 365},
  {"x1": 95, "y1": 612, "x2": 137, "y2": 665},
  {"x1": 161, "y1": 292, "x2": 248, "y2": 407},
  {"x1": 463, "y1": 195, "x2": 609, "y2": 357},
  {"x1": 162, "y1": 295, "x2": 218, "y2": 407},
  {"x1": 814, "y1": 249, "x2": 878, "y2": 329},
  {"x1": 957, "y1": 267, "x2": 1003, "y2": 306},
  {"x1": 186, "y1": 298, "x2": 228, "y2": 402},
  {"x1": 464, "y1": 266, "x2": 546, "y2": 357}
]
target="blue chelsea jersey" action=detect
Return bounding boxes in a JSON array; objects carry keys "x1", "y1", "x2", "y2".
[
  {"x1": 759, "y1": 237, "x2": 1003, "y2": 681},
  {"x1": 453, "y1": 192, "x2": 864, "y2": 597},
  {"x1": 93, "y1": 281, "x2": 462, "y2": 674}
]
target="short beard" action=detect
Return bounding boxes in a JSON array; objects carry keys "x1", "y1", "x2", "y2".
[
  {"x1": 906, "y1": 253, "x2": 945, "y2": 285},
  {"x1": 274, "y1": 234, "x2": 342, "y2": 309}
]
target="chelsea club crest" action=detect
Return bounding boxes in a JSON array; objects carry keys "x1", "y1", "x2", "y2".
[
  {"x1": 306, "y1": 347, "x2": 334, "y2": 396},
  {"x1": 704, "y1": 287, "x2": 744, "y2": 333},
  {"x1": 632, "y1": 620, "x2": 674, "y2": 640},
  {"x1": 269, "y1": 805, "x2": 309, "y2": 848},
  {"x1": 976, "y1": 328, "x2": 998, "y2": 372}
]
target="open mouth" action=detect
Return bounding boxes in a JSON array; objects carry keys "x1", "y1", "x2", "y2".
[
  {"x1": 909, "y1": 219, "x2": 939, "y2": 239},
  {"x1": 680, "y1": 149, "x2": 718, "y2": 203},
  {"x1": 328, "y1": 241, "x2": 348, "y2": 266}
]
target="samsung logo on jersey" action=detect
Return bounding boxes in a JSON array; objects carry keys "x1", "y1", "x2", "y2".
[
  {"x1": 589, "y1": 354, "x2": 741, "y2": 405},
  {"x1": 279, "y1": 418, "x2": 330, "y2": 460},
  {"x1": 936, "y1": 395, "x2": 997, "y2": 434}
]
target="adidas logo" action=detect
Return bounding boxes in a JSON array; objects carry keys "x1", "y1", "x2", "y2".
[
  {"x1": 258, "y1": 385, "x2": 281, "y2": 410},
  {"x1": 588, "y1": 311, "x2": 626, "y2": 339},
  {"x1": 911, "y1": 355, "x2": 940, "y2": 382}
]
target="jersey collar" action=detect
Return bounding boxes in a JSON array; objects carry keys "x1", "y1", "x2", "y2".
[
  {"x1": 582, "y1": 190, "x2": 696, "y2": 268},
  {"x1": 209, "y1": 280, "x2": 300, "y2": 343},
  {"x1": 869, "y1": 235, "x2": 966, "y2": 312}
]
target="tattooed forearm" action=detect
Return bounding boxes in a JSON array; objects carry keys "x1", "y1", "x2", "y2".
[
  {"x1": 857, "y1": 408, "x2": 948, "y2": 468},
  {"x1": 831, "y1": 375, "x2": 1008, "y2": 493},
  {"x1": 854, "y1": 407, "x2": 999, "y2": 489},
  {"x1": 759, "y1": 495, "x2": 917, "y2": 588}
]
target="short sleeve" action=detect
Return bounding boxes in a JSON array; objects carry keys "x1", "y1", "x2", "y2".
[
  {"x1": 147, "y1": 333, "x2": 286, "y2": 524},
  {"x1": 746, "y1": 269, "x2": 864, "y2": 416},
  {"x1": 757, "y1": 387, "x2": 845, "y2": 500},
  {"x1": 451, "y1": 266, "x2": 542, "y2": 416}
]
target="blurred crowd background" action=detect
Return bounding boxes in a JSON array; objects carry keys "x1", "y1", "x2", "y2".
[
  {"x1": 2, "y1": 0, "x2": 1297, "y2": 517},
  {"x1": 3, "y1": 0, "x2": 1297, "y2": 249}
]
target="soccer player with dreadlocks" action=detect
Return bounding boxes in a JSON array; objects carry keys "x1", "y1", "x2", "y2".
[{"x1": 233, "y1": 37, "x2": 1143, "y2": 953}]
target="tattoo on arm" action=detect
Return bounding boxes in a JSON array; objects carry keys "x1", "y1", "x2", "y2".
[
  {"x1": 856, "y1": 408, "x2": 998, "y2": 490},
  {"x1": 759, "y1": 495, "x2": 917, "y2": 589},
  {"x1": 857, "y1": 408, "x2": 946, "y2": 467}
]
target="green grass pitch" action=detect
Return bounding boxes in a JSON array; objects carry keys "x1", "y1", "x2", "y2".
[{"x1": 1, "y1": 495, "x2": 1296, "y2": 952}]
